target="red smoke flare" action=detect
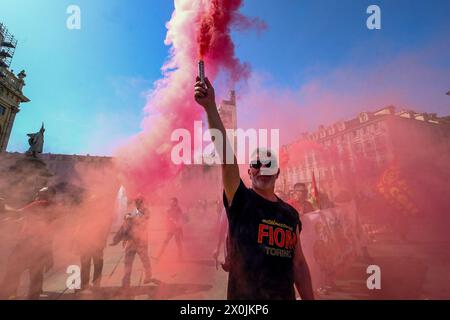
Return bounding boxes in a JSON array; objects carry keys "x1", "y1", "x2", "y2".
[
  {"x1": 197, "y1": 0, "x2": 265, "y2": 82},
  {"x1": 115, "y1": 0, "x2": 264, "y2": 200}
]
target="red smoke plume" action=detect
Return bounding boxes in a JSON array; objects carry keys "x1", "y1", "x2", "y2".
[
  {"x1": 197, "y1": 0, "x2": 265, "y2": 82},
  {"x1": 115, "y1": 0, "x2": 262, "y2": 200}
]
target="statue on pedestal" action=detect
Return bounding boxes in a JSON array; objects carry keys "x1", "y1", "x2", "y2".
[{"x1": 27, "y1": 123, "x2": 45, "y2": 158}]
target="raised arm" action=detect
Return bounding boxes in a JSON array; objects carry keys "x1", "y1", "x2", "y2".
[{"x1": 194, "y1": 77, "x2": 240, "y2": 204}]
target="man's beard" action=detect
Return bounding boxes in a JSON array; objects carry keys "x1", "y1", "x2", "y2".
[{"x1": 252, "y1": 175, "x2": 275, "y2": 191}]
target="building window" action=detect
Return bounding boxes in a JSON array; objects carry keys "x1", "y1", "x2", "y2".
[
  {"x1": 365, "y1": 141, "x2": 375, "y2": 157},
  {"x1": 359, "y1": 112, "x2": 369, "y2": 123},
  {"x1": 374, "y1": 122, "x2": 379, "y2": 130}
]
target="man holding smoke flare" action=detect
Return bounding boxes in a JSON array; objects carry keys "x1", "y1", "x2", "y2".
[{"x1": 194, "y1": 69, "x2": 314, "y2": 300}]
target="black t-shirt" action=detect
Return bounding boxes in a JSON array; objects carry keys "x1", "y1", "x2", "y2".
[{"x1": 223, "y1": 180, "x2": 301, "y2": 300}]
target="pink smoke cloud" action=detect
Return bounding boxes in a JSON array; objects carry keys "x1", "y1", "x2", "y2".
[
  {"x1": 237, "y1": 40, "x2": 450, "y2": 145},
  {"x1": 114, "y1": 0, "x2": 263, "y2": 198}
]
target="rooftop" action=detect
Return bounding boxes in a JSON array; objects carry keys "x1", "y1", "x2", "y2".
[{"x1": 292, "y1": 106, "x2": 450, "y2": 143}]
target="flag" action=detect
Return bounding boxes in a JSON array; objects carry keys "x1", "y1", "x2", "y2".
[
  {"x1": 377, "y1": 161, "x2": 418, "y2": 217},
  {"x1": 311, "y1": 170, "x2": 321, "y2": 210}
]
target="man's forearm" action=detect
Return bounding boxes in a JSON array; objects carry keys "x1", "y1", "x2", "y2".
[
  {"x1": 216, "y1": 234, "x2": 224, "y2": 252},
  {"x1": 295, "y1": 261, "x2": 315, "y2": 300},
  {"x1": 205, "y1": 104, "x2": 240, "y2": 202},
  {"x1": 205, "y1": 104, "x2": 229, "y2": 163}
]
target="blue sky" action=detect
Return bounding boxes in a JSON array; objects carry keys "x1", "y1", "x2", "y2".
[{"x1": 1, "y1": 0, "x2": 449, "y2": 155}]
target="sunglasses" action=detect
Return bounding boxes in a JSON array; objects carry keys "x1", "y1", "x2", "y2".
[{"x1": 250, "y1": 160, "x2": 272, "y2": 170}]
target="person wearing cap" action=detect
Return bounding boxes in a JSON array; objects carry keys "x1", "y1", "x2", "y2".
[
  {"x1": 0, "y1": 187, "x2": 58, "y2": 299},
  {"x1": 74, "y1": 193, "x2": 113, "y2": 292},
  {"x1": 194, "y1": 77, "x2": 314, "y2": 300}
]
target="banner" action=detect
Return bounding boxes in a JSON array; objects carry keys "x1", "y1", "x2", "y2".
[{"x1": 300, "y1": 203, "x2": 363, "y2": 291}]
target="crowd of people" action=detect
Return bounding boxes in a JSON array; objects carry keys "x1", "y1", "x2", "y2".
[
  {"x1": 0, "y1": 76, "x2": 333, "y2": 300},
  {"x1": 0, "y1": 187, "x2": 189, "y2": 299},
  {"x1": 0, "y1": 187, "x2": 58, "y2": 299}
]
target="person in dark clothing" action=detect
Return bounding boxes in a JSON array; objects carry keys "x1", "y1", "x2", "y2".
[
  {"x1": 111, "y1": 197, "x2": 153, "y2": 288},
  {"x1": 194, "y1": 77, "x2": 314, "y2": 300},
  {"x1": 80, "y1": 248, "x2": 103, "y2": 289},
  {"x1": 0, "y1": 187, "x2": 57, "y2": 300},
  {"x1": 155, "y1": 197, "x2": 187, "y2": 261},
  {"x1": 74, "y1": 194, "x2": 113, "y2": 291}
]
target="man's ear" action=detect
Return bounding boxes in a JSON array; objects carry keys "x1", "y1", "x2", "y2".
[{"x1": 248, "y1": 168, "x2": 251, "y2": 177}]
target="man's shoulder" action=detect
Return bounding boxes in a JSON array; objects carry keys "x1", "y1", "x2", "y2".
[
  {"x1": 224, "y1": 180, "x2": 251, "y2": 206},
  {"x1": 277, "y1": 199, "x2": 301, "y2": 223},
  {"x1": 280, "y1": 199, "x2": 300, "y2": 214},
  {"x1": 238, "y1": 180, "x2": 252, "y2": 193}
]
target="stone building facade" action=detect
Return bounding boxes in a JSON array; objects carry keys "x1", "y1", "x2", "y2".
[
  {"x1": 0, "y1": 23, "x2": 29, "y2": 152},
  {"x1": 280, "y1": 106, "x2": 450, "y2": 198}
]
